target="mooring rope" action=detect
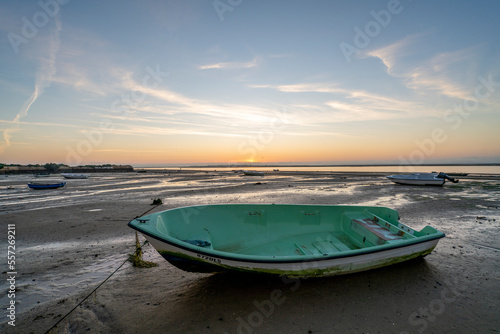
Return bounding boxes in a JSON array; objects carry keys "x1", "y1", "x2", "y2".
[
  {"x1": 43, "y1": 204, "x2": 162, "y2": 334},
  {"x1": 131, "y1": 204, "x2": 162, "y2": 221}
]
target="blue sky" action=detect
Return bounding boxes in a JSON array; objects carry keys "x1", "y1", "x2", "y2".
[{"x1": 1, "y1": 0, "x2": 499, "y2": 166}]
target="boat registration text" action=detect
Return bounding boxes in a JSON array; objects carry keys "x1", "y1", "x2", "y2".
[{"x1": 197, "y1": 253, "x2": 222, "y2": 264}]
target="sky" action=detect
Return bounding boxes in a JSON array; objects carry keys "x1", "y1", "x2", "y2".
[{"x1": 1, "y1": 0, "x2": 499, "y2": 167}]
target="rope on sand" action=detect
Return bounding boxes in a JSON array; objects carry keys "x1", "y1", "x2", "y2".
[
  {"x1": 44, "y1": 204, "x2": 162, "y2": 334},
  {"x1": 128, "y1": 204, "x2": 160, "y2": 268}
]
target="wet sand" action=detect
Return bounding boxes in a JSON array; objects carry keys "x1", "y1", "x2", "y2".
[{"x1": 0, "y1": 170, "x2": 499, "y2": 333}]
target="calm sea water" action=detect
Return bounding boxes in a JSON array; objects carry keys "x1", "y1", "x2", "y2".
[{"x1": 140, "y1": 165, "x2": 500, "y2": 174}]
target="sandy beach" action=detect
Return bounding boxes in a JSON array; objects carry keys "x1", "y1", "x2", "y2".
[{"x1": 1, "y1": 170, "x2": 499, "y2": 334}]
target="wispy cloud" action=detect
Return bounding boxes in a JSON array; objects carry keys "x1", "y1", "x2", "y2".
[
  {"x1": 365, "y1": 35, "x2": 480, "y2": 101},
  {"x1": 0, "y1": 119, "x2": 86, "y2": 129},
  {"x1": 250, "y1": 82, "x2": 423, "y2": 121},
  {"x1": 323, "y1": 100, "x2": 405, "y2": 122},
  {"x1": 120, "y1": 74, "x2": 291, "y2": 126},
  {"x1": 403, "y1": 48, "x2": 481, "y2": 101},
  {"x1": 198, "y1": 57, "x2": 258, "y2": 70},
  {"x1": 1, "y1": 15, "x2": 62, "y2": 154},
  {"x1": 83, "y1": 122, "x2": 248, "y2": 138},
  {"x1": 363, "y1": 35, "x2": 418, "y2": 75},
  {"x1": 41, "y1": 26, "x2": 129, "y2": 98},
  {"x1": 250, "y1": 83, "x2": 345, "y2": 94}
]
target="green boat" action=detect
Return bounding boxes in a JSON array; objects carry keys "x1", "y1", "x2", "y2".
[{"x1": 128, "y1": 204, "x2": 444, "y2": 277}]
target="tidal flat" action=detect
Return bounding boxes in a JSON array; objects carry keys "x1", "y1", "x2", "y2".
[{"x1": 0, "y1": 170, "x2": 499, "y2": 333}]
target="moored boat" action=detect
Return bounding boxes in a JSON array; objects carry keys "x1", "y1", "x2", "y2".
[
  {"x1": 386, "y1": 172, "x2": 458, "y2": 186},
  {"x1": 61, "y1": 173, "x2": 90, "y2": 179},
  {"x1": 128, "y1": 204, "x2": 444, "y2": 277},
  {"x1": 447, "y1": 173, "x2": 468, "y2": 177},
  {"x1": 242, "y1": 170, "x2": 264, "y2": 176},
  {"x1": 28, "y1": 182, "x2": 66, "y2": 189}
]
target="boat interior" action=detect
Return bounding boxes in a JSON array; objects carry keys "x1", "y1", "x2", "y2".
[{"x1": 153, "y1": 205, "x2": 435, "y2": 258}]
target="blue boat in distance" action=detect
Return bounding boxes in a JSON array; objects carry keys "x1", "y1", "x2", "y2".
[{"x1": 28, "y1": 182, "x2": 66, "y2": 190}]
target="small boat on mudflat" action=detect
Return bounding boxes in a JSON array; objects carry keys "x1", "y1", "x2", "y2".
[
  {"x1": 242, "y1": 170, "x2": 264, "y2": 176},
  {"x1": 28, "y1": 182, "x2": 66, "y2": 189},
  {"x1": 128, "y1": 204, "x2": 444, "y2": 277},
  {"x1": 61, "y1": 173, "x2": 90, "y2": 179},
  {"x1": 386, "y1": 172, "x2": 458, "y2": 186},
  {"x1": 447, "y1": 173, "x2": 468, "y2": 177}
]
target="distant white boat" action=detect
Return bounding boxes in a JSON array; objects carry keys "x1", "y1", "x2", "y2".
[
  {"x1": 61, "y1": 173, "x2": 90, "y2": 179},
  {"x1": 242, "y1": 170, "x2": 264, "y2": 176},
  {"x1": 386, "y1": 172, "x2": 458, "y2": 186}
]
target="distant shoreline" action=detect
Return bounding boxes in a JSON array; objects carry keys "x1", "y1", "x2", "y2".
[
  {"x1": 2, "y1": 163, "x2": 499, "y2": 175},
  {"x1": 138, "y1": 163, "x2": 500, "y2": 169},
  {"x1": 134, "y1": 164, "x2": 500, "y2": 176},
  {"x1": 0, "y1": 164, "x2": 134, "y2": 175}
]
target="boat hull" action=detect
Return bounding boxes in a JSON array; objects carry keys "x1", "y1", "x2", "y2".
[
  {"x1": 28, "y1": 182, "x2": 66, "y2": 189},
  {"x1": 386, "y1": 173, "x2": 445, "y2": 186},
  {"x1": 61, "y1": 173, "x2": 90, "y2": 179},
  {"x1": 386, "y1": 177, "x2": 445, "y2": 186},
  {"x1": 242, "y1": 170, "x2": 264, "y2": 176},
  {"x1": 128, "y1": 204, "x2": 444, "y2": 277},
  {"x1": 146, "y1": 234, "x2": 439, "y2": 277}
]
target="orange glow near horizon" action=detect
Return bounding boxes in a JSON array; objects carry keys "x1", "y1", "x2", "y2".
[{"x1": 2, "y1": 128, "x2": 499, "y2": 166}]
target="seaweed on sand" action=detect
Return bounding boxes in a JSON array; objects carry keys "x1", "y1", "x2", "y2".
[{"x1": 129, "y1": 231, "x2": 158, "y2": 268}]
